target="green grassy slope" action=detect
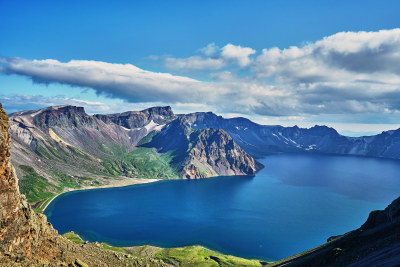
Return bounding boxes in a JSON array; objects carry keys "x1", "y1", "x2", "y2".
[
  {"x1": 63, "y1": 232, "x2": 267, "y2": 266},
  {"x1": 102, "y1": 147, "x2": 179, "y2": 179}
]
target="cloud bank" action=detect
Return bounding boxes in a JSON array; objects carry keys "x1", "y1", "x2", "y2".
[
  {"x1": 1, "y1": 29, "x2": 400, "y2": 122},
  {"x1": 0, "y1": 95, "x2": 112, "y2": 114},
  {"x1": 163, "y1": 43, "x2": 256, "y2": 71}
]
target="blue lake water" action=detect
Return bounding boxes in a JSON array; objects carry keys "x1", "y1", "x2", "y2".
[{"x1": 45, "y1": 154, "x2": 400, "y2": 260}]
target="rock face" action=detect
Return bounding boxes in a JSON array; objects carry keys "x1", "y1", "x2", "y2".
[
  {"x1": 182, "y1": 128, "x2": 262, "y2": 178},
  {"x1": 1, "y1": 104, "x2": 165, "y2": 266},
  {"x1": 94, "y1": 106, "x2": 176, "y2": 129},
  {"x1": 142, "y1": 119, "x2": 263, "y2": 179},
  {"x1": 0, "y1": 104, "x2": 57, "y2": 262},
  {"x1": 272, "y1": 196, "x2": 400, "y2": 267}
]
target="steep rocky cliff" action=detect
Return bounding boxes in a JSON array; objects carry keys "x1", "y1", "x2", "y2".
[
  {"x1": 182, "y1": 128, "x2": 262, "y2": 178},
  {"x1": 94, "y1": 106, "x2": 176, "y2": 129},
  {"x1": 0, "y1": 103, "x2": 171, "y2": 266},
  {"x1": 142, "y1": 119, "x2": 263, "y2": 179}
]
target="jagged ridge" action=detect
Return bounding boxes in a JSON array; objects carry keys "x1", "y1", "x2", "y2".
[
  {"x1": 141, "y1": 118, "x2": 263, "y2": 179},
  {"x1": 180, "y1": 111, "x2": 400, "y2": 159},
  {"x1": 9, "y1": 105, "x2": 262, "y2": 207}
]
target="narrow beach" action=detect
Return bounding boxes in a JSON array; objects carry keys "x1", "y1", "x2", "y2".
[{"x1": 41, "y1": 177, "x2": 160, "y2": 213}]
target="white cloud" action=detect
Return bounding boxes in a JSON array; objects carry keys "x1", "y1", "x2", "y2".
[
  {"x1": 1, "y1": 58, "x2": 219, "y2": 103},
  {"x1": 0, "y1": 95, "x2": 112, "y2": 114},
  {"x1": 199, "y1": 43, "x2": 219, "y2": 56},
  {"x1": 221, "y1": 43, "x2": 256, "y2": 67},
  {"x1": 164, "y1": 43, "x2": 255, "y2": 71},
  {"x1": 164, "y1": 56, "x2": 226, "y2": 71},
  {"x1": 2, "y1": 29, "x2": 400, "y2": 124},
  {"x1": 253, "y1": 29, "x2": 400, "y2": 82}
]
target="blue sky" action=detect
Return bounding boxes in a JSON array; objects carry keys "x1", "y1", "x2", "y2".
[{"x1": 1, "y1": 0, "x2": 400, "y2": 135}]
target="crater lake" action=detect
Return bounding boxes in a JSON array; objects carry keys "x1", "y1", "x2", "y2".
[{"x1": 44, "y1": 154, "x2": 400, "y2": 260}]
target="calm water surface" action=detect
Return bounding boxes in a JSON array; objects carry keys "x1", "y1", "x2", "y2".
[{"x1": 45, "y1": 154, "x2": 400, "y2": 260}]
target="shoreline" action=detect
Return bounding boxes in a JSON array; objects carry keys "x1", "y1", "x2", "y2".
[{"x1": 41, "y1": 177, "x2": 161, "y2": 213}]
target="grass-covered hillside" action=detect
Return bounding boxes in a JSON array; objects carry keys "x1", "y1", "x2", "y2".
[{"x1": 63, "y1": 232, "x2": 268, "y2": 266}]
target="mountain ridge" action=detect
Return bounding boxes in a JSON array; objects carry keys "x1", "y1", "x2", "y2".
[
  {"x1": 141, "y1": 119, "x2": 263, "y2": 178},
  {"x1": 9, "y1": 104, "x2": 400, "y2": 209},
  {"x1": 179, "y1": 111, "x2": 400, "y2": 159},
  {"x1": 9, "y1": 105, "x2": 262, "y2": 207},
  {"x1": 5, "y1": 103, "x2": 400, "y2": 265}
]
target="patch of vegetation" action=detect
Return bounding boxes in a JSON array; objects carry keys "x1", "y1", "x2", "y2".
[
  {"x1": 103, "y1": 147, "x2": 179, "y2": 179},
  {"x1": 101, "y1": 243, "x2": 128, "y2": 253},
  {"x1": 98, "y1": 140, "x2": 128, "y2": 157},
  {"x1": 35, "y1": 145, "x2": 53, "y2": 160},
  {"x1": 103, "y1": 160, "x2": 123, "y2": 176},
  {"x1": 19, "y1": 165, "x2": 59, "y2": 204},
  {"x1": 62, "y1": 232, "x2": 85, "y2": 244},
  {"x1": 19, "y1": 165, "x2": 97, "y2": 211},
  {"x1": 61, "y1": 232, "x2": 266, "y2": 266},
  {"x1": 98, "y1": 142, "x2": 114, "y2": 155},
  {"x1": 137, "y1": 130, "x2": 158, "y2": 146},
  {"x1": 155, "y1": 246, "x2": 264, "y2": 266},
  {"x1": 51, "y1": 170, "x2": 84, "y2": 189},
  {"x1": 35, "y1": 142, "x2": 71, "y2": 162},
  {"x1": 75, "y1": 259, "x2": 90, "y2": 267},
  {"x1": 69, "y1": 146, "x2": 91, "y2": 160}
]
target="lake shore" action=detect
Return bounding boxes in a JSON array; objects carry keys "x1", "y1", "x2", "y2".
[{"x1": 41, "y1": 177, "x2": 160, "y2": 213}]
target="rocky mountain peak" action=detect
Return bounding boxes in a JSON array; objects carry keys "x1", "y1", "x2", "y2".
[
  {"x1": 143, "y1": 105, "x2": 174, "y2": 117},
  {"x1": 308, "y1": 125, "x2": 339, "y2": 135},
  {"x1": 52, "y1": 105, "x2": 86, "y2": 114},
  {"x1": 183, "y1": 127, "x2": 262, "y2": 178},
  {"x1": 31, "y1": 105, "x2": 94, "y2": 130},
  {"x1": 95, "y1": 105, "x2": 175, "y2": 129}
]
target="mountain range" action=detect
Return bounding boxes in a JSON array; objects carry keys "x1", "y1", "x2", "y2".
[
  {"x1": 4, "y1": 103, "x2": 400, "y2": 266},
  {"x1": 179, "y1": 111, "x2": 400, "y2": 159},
  {"x1": 9, "y1": 105, "x2": 400, "y2": 207}
]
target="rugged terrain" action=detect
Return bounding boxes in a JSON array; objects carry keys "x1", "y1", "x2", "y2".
[
  {"x1": 0, "y1": 103, "x2": 165, "y2": 266},
  {"x1": 10, "y1": 104, "x2": 400, "y2": 210},
  {"x1": 1, "y1": 103, "x2": 266, "y2": 266},
  {"x1": 180, "y1": 112, "x2": 400, "y2": 159},
  {"x1": 141, "y1": 118, "x2": 263, "y2": 178},
  {"x1": 9, "y1": 105, "x2": 262, "y2": 208},
  {"x1": 5, "y1": 104, "x2": 400, "y2": 265}
]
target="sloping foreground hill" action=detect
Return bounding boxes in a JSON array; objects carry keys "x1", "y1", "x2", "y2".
[
  {"x1": 268, "y1": 196, "x2": 400, "y2": 266},
  {"x1": 0, "y1": 103, "x2": 266, "y2": 266},
  {"x1": 9, "y1": 105, "x2": 261, "y2": 208}
]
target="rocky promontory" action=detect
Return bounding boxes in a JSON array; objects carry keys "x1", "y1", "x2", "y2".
[{"x1": 142, "y1": 119, "x2": 263, "y2": 179}]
